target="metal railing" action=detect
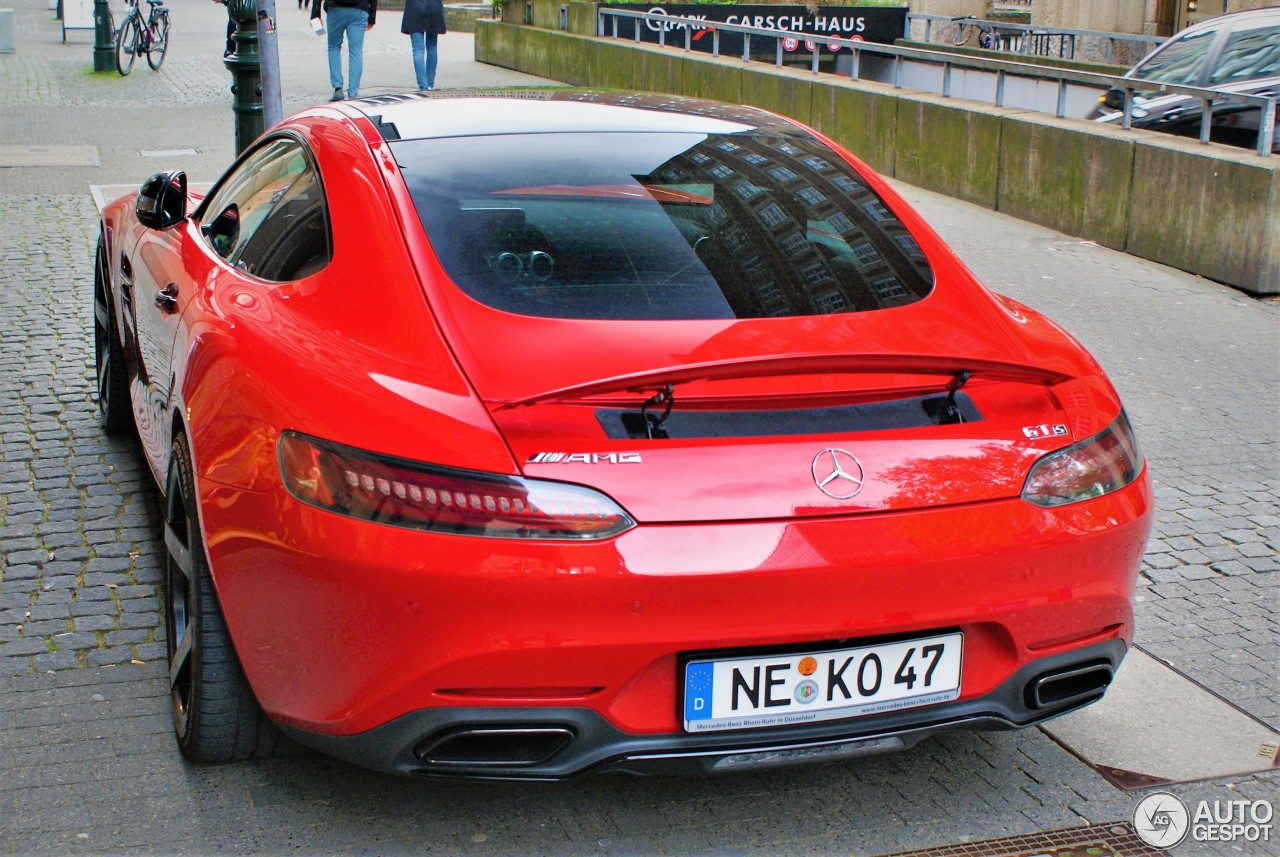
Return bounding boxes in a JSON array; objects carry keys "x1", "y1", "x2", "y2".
[
  {"x1": 905, "y1": 13, "x2": 1164, "y2": 65},
  {"x1": 595, "y1": 8, "x2": 1276, "y2": 157}
]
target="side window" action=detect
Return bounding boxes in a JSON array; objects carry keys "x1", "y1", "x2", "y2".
[
  {"x1": 1132, "y1": 26, "x2": 1220, "y2": 86},
  {"x1": 1208, "y1": 18, "x2": 1280, "y2": 85},
  {"x1": 199, "y1": 138, "x2": 332, "y2": 281}
]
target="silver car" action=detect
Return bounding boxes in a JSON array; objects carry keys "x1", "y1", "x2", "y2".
[{"x1": 1091, "y1": 7, "x2": 1280, "y2": 152}]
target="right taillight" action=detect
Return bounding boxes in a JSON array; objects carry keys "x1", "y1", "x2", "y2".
[
  {"x1": 1022, "y1": 411, "x2": 1144, "y2": 507},
  {"x1": 278, "y1": 431, "x2": 635, "y2": 540}
]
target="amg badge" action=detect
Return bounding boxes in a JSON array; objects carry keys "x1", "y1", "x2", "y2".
[{"x1": 528, "y1": 452, "x2": 642, "y2": 464}]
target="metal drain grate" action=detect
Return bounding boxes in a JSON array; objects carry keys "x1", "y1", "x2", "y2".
[
  {"x1": 871, "y1": 823, "x2": 1162, "y2": 857},
  {"x1": 1041, "y1": 649, "x2": 1280, "y2": 791}
]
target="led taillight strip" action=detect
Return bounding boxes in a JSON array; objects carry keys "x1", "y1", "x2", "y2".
[{"x1": 278, "y1": 431, "x2": 634, "y2": 539}]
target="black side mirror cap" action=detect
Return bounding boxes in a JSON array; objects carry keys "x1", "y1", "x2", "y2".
[{"x1": 136, "y1": 170, "x2": 188, "y2": 230}]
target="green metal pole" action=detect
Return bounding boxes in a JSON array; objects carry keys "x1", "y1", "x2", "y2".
[
  {"x1": 92, "y1": 0, "x2": 114, "y2": 72},
  {"x1": 225, "y1": 0, "x2": 263, "y2": 155}
]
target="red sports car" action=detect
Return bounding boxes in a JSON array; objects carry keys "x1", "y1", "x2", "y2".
[{"x1": 94, "y1": 91, "x2": 1152, "y2": 778}]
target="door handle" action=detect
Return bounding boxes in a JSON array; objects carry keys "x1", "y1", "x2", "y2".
[{"x1": 155, "y1": 283, "x2": 179, "y2": 311}]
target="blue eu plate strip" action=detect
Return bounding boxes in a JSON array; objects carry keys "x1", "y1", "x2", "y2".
[{"x1": 685, "y1": 662, "x2": 714, "y2": 722}]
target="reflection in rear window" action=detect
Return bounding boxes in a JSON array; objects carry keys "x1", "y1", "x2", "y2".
[
  {"x1": 393, "y1": 132, "x2": 933, "y2": 320},
  {"x1": 1133, "y1": 27, "x2": 1217, "y2": 85},
  {"x1": 1209, "y1": 18, "x2": 1280, "y2": 85}
]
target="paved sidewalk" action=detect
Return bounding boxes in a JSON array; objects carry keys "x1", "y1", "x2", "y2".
[
  {"x1": 1, "y1": 0, "x2": 1277, "y2": 853},
  {"x1": 0, "y1": 0, "x2": 556, "y2": 195}
]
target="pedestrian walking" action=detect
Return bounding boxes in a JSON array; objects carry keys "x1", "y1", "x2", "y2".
[
  {"x1": 212, "y1": 0, "x2": 236, "y2": 58},
  {"x1": 311, "y1": 0, "x2": 377, "y2": 101},
  {"x1": 401, "y1": 0, "x2": 446, "y2": 91}
]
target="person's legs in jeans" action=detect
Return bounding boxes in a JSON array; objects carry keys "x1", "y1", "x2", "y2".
[
  {"x1": 326, "y1": 8, "x2": 354, "y2": 92},
  {"x1": 410, "y1": 31, "x2": 427, "y2": 90},
  {"x1": 423, "y1": 31, "x2": 438, "y2": 89},
  {"x1": 345, "y1": 11, "x2": 368, "y2": 98}
]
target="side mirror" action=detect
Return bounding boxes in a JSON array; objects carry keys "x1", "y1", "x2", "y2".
[
  {"x1": 135, "y1": 170, "x2": 188, "y2": 230},
  {"x1": 1101, "y1": 88, "x2": 1125, "y2": 111}
]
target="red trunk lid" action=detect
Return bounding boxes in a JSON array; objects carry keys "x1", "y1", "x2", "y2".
[{"x1": 434, "y1": 299, "x2": 1080, "y2": 524}]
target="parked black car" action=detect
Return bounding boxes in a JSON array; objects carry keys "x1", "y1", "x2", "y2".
[{"x1": 1090, "y1": 7, "x2": 1280, "y2": 153}]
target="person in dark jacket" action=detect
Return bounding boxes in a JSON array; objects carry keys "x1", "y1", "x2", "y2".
[
  {"x1": 311, "y1": 0, "x2": 377, "y2": 101},
  {"x1": 211, "y1": 0, "x2": 236, "y2": 58},
  {"x1": 401, "y1": 0, "x2": 446, "y2": 91}
]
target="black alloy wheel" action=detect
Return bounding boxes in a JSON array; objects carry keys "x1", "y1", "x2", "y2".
[
  {"x1": 164, "y1": 432, "x2": 278, "y2": 762},
  {"x1": 93, "y1": 236, "x2": 134, "y2": 436}
]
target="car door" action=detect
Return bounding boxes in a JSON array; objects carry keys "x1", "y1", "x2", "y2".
[
  {"x1": 127, "y1": 180, "x2": 193, "y2": 462},
  {"x1": 130, "y1": 137, "x2": 332, "y2": 466}
]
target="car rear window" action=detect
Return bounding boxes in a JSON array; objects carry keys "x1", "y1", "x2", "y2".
[{"x1": 392, "y1": 132, "x2": 933, "y2": 320}]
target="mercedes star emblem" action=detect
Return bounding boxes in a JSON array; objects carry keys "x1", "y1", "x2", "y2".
[{"x1": 812, "y1": 449, "x2": 866, "y2": 499}]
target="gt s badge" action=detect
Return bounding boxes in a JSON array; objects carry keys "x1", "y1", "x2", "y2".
[
  {"x1": 528, "y1": 452, "x2": 642, "y2": 464},
  {"x1": 1023, "y1": 424, "x2": 1068, "y2": 439}
]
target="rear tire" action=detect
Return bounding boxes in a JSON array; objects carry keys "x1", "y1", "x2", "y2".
[
  {"x1": 115, "y1": 16, "x2": 139, "y2": 76},
  {"x1": 94, "y1": 235, "x2": 134, "y2": 436},
  {"x1": 146, "y1": 13, "x2": 169, "y2": 71},
  {"x1": 164, "y1": 432, "x2": 278, "y2": 762}
]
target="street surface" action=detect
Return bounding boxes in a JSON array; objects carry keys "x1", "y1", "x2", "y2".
[{"x1": 0, "y1": 0, "x2": 1276, "y2": 853}]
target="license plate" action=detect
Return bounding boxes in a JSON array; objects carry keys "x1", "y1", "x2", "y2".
[{"x1": 683, "y1": 632, "x2": 963, "y2": 732}]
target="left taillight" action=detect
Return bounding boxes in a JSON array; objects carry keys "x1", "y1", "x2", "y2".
[
  {"x1": 277, "y1": 431, "x2": 635, "y2": 540},
  {"x1": 1021, "y1": 411, "x2": 1144, "y2": 507}
]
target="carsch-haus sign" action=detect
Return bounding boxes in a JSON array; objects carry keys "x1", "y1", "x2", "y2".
[{"x1": 599, "y1": 5, "x2": 908, "y2": 54}]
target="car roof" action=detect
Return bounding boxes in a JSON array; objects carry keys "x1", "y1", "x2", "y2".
[
  {"x1": 1178, "y1": 5, "x2": 1280, "y2": 37},
  {"x1": 348, "y1": 91, "x2": 811, "y2": 142}
]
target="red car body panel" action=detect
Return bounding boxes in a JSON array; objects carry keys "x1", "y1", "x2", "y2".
[
  {"x1": 97, "y1": 92, "x2": 1152, "y2": 777},
  {"x1": 198, "y1": 481, "x2": 1149, "y2": 736}
]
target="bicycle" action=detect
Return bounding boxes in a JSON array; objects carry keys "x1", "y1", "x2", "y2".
[
  {"x1": 950, "y1": 15, "x2": 997, "y2": 50},
  {"x1": 115, "y1": 0, "x2": 170, "y2": 76}
]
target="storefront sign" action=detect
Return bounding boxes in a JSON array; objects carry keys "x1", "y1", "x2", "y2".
[{"x1": 598, "y1": 5, "x2": 907, "y2": 55}]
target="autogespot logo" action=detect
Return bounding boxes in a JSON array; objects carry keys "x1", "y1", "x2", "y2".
[{"x1": 1133, "y1": 793, "x2": 1191, "y2": 849}]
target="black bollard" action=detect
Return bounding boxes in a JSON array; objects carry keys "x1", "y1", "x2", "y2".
[
  {"x1": 93, "y1": 0, "x2": 114, "y2": 72},
  {"x1": 224, "y1": 0, "x2": 264, "y2": 155}
]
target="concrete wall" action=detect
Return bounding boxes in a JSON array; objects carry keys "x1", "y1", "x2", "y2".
[
  {"x1": 1127, "y1": 140, "x2": 1280, "y2": 291},
  {"x1": 1034, "y1": 0, "x2": 1274, "y2": 35},
  {"x1": 475, "y1": 12, "x2": 1280, "y2": 294},
  {"x1": 1032, "y1": 0, "x2": 1148, "y2": 33},
  {"x1": 444, "y1": 6, "x2": 493, "y2": 34},
  {"x1": 912, "y1": 0, "x2": 986, "y2": 18}
]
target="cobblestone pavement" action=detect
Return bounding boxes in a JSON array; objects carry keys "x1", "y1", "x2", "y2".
[{"x1": 1, "y1": 0, "x2": 1277, "y2": 853}]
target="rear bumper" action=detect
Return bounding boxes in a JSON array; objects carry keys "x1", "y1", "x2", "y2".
[
  {"x1": 200, "y1": 470, "x2": 1150, "y2": 756},
  {"x1": 279, "y1": 638, "x2": 1126, "y2": 778}
]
